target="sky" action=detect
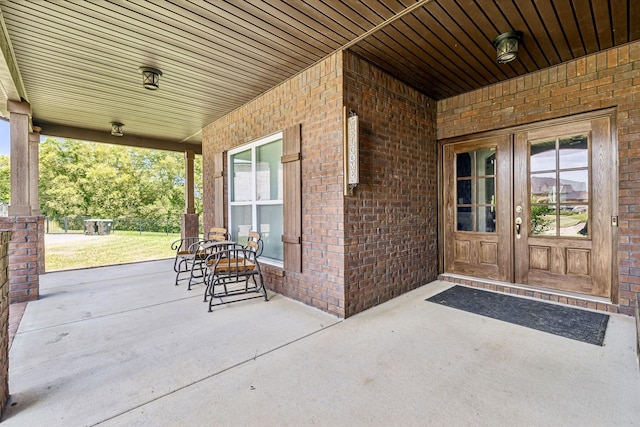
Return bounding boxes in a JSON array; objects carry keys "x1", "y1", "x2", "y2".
[{"x1": 0, "y1": 120, "x2": 8, "y2": 155}]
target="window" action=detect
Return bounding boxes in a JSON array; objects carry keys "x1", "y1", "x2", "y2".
[
  {"x1": 455, "y1": 148, "x2": 496, "y2": 232},
  {"x1": 529, "y1": 134, "x2": 589, "y2": 237},
  {"x1": 228, "y1": 133, "x2": 283, "y2": 264}
]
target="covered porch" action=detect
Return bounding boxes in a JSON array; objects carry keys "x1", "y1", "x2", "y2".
[
  {"x1": 0, "y1": 0, "x2": 639, "y2": 422},
  {"x1": 3, "y1": 260, "x2": 639, "y2": 426}
]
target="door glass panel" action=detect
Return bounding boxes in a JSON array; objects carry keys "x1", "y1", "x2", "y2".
[
  {"x1": 477, "y1": 206, "x2": 496, "y2": 232},
  {"x1": 530, "y1": 173, "x2": 556, "y2": 202},
  {"x1": 559, "y1": 205, "x2": 589, "y2": 237},
  {"x1": 559, "y1": 170, "x2": 588, "y2": 203},
  {"x1": 457, "y1": 180, "x2": 472, "y2": 204},
  {"x1": 455, "y1": 148, "x2": 496, "y2": 233},
  {"x1": 529, "y1": 135, "x2": 589, "y2": 238},
  {"x1": 476, "y1": 149, "x2": 495, "y2": 176},
  {"x1": 530, "y1": 204, "x2": 555, "y2": 235},
  {"x1": 530, "y1": 140, "x2": 556, "y2": 172},
  {"x1": 456, "y1": 152, "x2": 472, "y2": 177},
  {"x1": 559, "y1": 135, "x2": 588, "y2": 169},
  {"x1": 457, "y1": 207, "x2": 473, "y2": 231},
  {"x1": 477, "y1": 177, "x2": 495, "y2": 204}
]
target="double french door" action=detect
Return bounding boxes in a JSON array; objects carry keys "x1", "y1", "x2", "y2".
[{"x1": 442, "y1": 113, "x2": 615, "y2": 298}]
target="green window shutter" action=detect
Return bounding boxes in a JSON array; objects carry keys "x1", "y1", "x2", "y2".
[{"x1": 282, "y1": 124, "x2": 302, "y2": 273}]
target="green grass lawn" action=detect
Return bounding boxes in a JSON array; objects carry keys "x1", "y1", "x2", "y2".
[{"x1": 45, "y1": 231, "x2": 182, "y2": 271}]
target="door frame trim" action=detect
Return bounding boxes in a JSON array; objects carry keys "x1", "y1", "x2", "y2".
[{"x1": 437, "y1": 107, "x2": 618, "y2": 302}]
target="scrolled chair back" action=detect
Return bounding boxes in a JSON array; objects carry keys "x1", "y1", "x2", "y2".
[
  {"x1": 244, "y1": 231, "x2": 263, "y2": 259},
  {"x1": 207, "y1": 227, "x2": 229, "y2": 242}
]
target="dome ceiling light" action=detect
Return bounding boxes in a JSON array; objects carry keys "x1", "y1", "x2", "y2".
[
  {"x1": 138, "y1": 66, "x2": 162, "y2": 90},
  {"x1": 492, "y1": 31, "x2": 523, "y2": 63}
]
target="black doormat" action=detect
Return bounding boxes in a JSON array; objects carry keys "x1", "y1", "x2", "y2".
[{"x1": 426, "y1": 286, "x2": 609, "y2": 346}]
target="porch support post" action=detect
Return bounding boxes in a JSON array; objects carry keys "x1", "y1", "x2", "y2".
[
  {"x1": 29, "y1": 126, "x2": 41, "y2": 216},
  {"x1": 181, "y1": 150, "x2": 199, "y2": 240},
  {"x1": 185, "y1": 150, "x2": 195, "y2": 214},
  {"x1": 7, "y1": 100, "x2": 31, "y2": 216}
]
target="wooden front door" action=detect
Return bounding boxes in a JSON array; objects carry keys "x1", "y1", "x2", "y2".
[
  {"x1": 442, "y1": 135, "x2": 512, "y2": 282},
  {"x1": 513, "y1": 116, "x2": 615, "y2": 298},
  {"x1": 442, "y1": 113, "x2": 616, "y2": 299}
]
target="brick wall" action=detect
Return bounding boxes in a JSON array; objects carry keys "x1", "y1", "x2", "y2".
[
  {"x1": 202, "y1": 51, "x2": 440, "y2": 317},
  {"x1": 343, "y1": 53, "x2": 439, "y2": 316},
  {"x1": 0, "y1": 216, "x2": 44, "y2": 303},
  {"x1": 0, "y1": 230, "x2": 10, "y2": 416},
  {"x1": 437, "y1": 40, "x2": 640, "y2": 315},
  {"x1": 203, "y1": 52, "x2": 346, "y2": 316}
]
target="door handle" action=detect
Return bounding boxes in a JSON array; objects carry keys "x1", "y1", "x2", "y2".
[{"x1": 515, "y1": 217, "x2": 522, "y2": 239}]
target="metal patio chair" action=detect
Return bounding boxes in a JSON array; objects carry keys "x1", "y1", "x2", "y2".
[{"x1": 203, "y1": 231, "x2": 267, "y2": 311}]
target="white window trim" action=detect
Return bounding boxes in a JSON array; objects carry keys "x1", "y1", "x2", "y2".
[{"x1": 228, "y1": 132, "x2": 283, "y2": 267}]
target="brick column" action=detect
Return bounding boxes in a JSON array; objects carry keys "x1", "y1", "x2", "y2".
[
  {"x1": 0, "y1": 230, "x2": 11, "y2": 417},
  {"x1": 0, "y1": 216, "x2": 44, "y2": 303},
  {"x1": 180, "y1": 213, "x2": 199, "y2": 241},
  {"x1": 7, "y1": 100, "x2": 31, "y2": 216}
]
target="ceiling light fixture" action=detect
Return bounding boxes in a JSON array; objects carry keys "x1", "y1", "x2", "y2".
[
  {"x1": 138, "y1": 66, "x2": 162, "y2": 90},
  {"x1": 492, "y1": 31, "x2": 523, "y2": 64},
  {"x1": 110, "y1": 122, "x2": 124, "y2": 137}
]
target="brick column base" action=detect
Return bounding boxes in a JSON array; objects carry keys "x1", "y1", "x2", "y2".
[
  {"x1": 180, "y1": 213, "x2": 200, "y2": 241},
  {"x1": 0, "y1": 230, "x2": 11, "y2": 417},
  {"x1": 0, "y1": 216, "x2": 44, "y2": 304}
]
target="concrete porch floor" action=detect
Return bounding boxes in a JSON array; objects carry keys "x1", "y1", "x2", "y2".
[{"x1": 2, "y1": 259, "x2": 639, "y2": 426}]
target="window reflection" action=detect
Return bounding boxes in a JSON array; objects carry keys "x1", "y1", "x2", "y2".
[
  {"x1": 256, "y1": 140, "x2": 283, "y2": 201},
  {"x1": 476, "y1": 149, "x2": 495, "y2": 176},
  {"x1": 529, "y1": 135, "x2": 589, "y2": 238},
  {"x1": 230, "y1": 150, "x2": 252, "y2": 202},
  {"x1": 530, "y1": 140, "x2": 556, "y2": 172},
  {"x1": 559, "y1": 135, "x2": 588, "y2": 169},
  {"x1": 257, "y1": 205, "x2": 283, "y2": 261},
  {"x1": 558, "y1": 170, "x2": 588, "y2": 204}
]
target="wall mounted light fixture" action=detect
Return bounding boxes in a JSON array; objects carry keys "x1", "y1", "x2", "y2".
[
  {"x1": 110, "y1": 122, "x2": 124, "y2": 136},
  {"x1": 138, "y1": 66, "x2": 162, "y2": 90},
  {"x1": 492, "y1": 31, "x2": 523, "y2": 63},
  {"x1": 343, "y1": 107, "x2": 359, "y2": 196}
]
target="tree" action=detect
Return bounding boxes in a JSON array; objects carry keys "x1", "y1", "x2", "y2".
[
  {"x1": 0, "y1": 155, "x2": 9, "y2": 203},
  {"x1": 38, "y1": 138, "x2": 202, "y2": 220}
]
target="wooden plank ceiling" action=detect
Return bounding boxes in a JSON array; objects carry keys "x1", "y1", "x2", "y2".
[{"x1": 0, "y1": 0, "x2": 636, "y2": 148}]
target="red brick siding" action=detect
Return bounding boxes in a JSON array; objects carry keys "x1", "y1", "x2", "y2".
[
  {"x1": 343, "y1": 53, "x2": 438, "y2": 317},
  {"x1": 180, "y1": 213, "x2": 199, "y2": 240},
  {"x1": 202, "y1": 52, "x2": 346, "y2": 316},
  {"x1": 0, "y1": 216, "x2": 44, "y2": 304},
  {"x1": 0, "y1": 230, "x2": 10, "y2": 416},
  {"x1": 437, "y1": 40, "x2": 640, "y2": 315}
]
